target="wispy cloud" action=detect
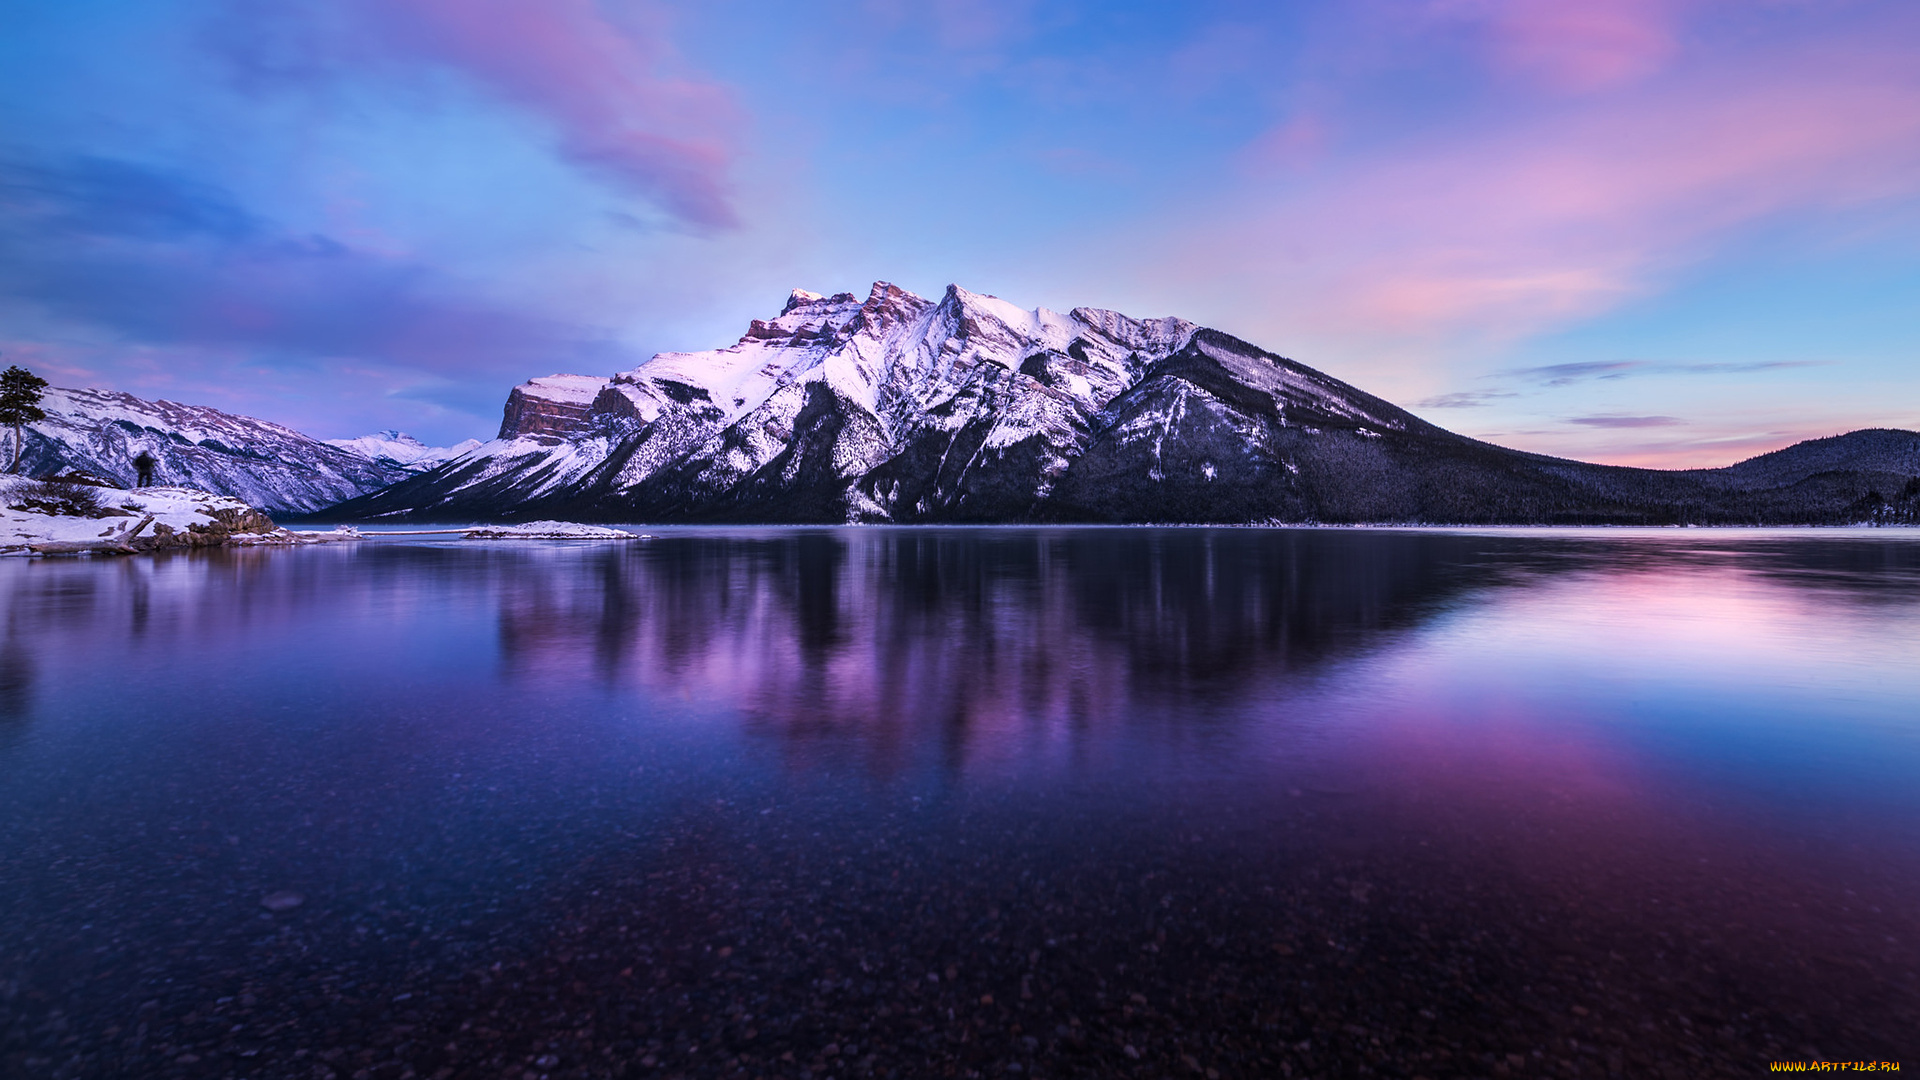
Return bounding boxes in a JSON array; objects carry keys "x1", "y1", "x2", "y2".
[
  {"x1": 1669, "y1": 360, "x2": 1830, "y2": 375},
  {"x1": 1408, "y1": 356, "x2": 1832, "y2": 422},
  {"x1": 210, "y1": 0, "x2": 741, "y2": 229},
  {"x1": 0, "y1": 157, "x2": 261, "y2": 244},
  {"x1": 1566, "y1": 414, "x2": 1685, "y2": 428},
  {"x1": 1498, "y1": 358, "x2": 1828, "y2": 385},
  {"x1": 1443, "y1": 0, "x2": 1683, "y2": 94},
  {"x1": 1413, "y1": 390, "x2": 1520, "y2": 408},
  {"x1": 1499, "y1": 361, "x2": 1645, "y2": 386}
]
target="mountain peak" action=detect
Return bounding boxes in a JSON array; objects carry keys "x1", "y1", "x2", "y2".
[
  {"x1": 864, "y1": 280, "x2": 911, "y2": 306},
  {"x1": 853, "y1": 281, "x2": 927, "y2": 335},
  {"x1": 782, "y1": 287, "x2": 858, "y2": 315}
]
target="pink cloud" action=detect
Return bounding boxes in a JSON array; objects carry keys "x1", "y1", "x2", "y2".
[
  {"x1": 343, "y1": 0, "x2": 739, "y2": 228},
  {"x1": 1453, "y1": 0, "x2": 1682, "y2": 92},
  {"x1": 1248, "y1": 113, "x2": 1329, "y2": 168},
  {"x1": 1173, "y1": 25, "x2": 1920, "y2": 345}
]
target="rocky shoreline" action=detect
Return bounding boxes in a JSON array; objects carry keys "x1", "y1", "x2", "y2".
[
  {"x1": 0, "y1": 476, "x2": 352, "y2": 557},
  {"x1": 2, "y1": 477, "x2": 652, "y2": 555}
]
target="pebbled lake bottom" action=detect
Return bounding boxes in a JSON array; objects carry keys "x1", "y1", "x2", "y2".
[{"x1": 2, "y1": 527, "x2": 1917, "y2": 1079}]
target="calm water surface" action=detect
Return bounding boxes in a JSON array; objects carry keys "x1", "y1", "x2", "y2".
[{"x1": 2, "y1": 528, "x2": 1917, "y2": 1079}]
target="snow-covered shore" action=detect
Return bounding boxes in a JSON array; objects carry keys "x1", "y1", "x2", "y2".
[
  {"x1": 0, "y1": 478, "x2": 352, "y2": 556},
  {"x1": 2, "y1": 478, "x2": 651, "y2": 555}
]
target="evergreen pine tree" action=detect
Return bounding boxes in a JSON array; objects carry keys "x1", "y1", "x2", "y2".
[{"x1": 0, "y1": 363, "x2": 50, "y2": 474}]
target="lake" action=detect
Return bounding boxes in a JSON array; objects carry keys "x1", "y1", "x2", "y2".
[{"x1": 2, "y1": 528, "x2": 1916, "y2": 1079}]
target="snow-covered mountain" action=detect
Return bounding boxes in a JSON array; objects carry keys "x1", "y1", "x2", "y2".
[
  {"x1": 322, "y1": 281, "x2": 1920, "y2": 525},
  {"x1": 324, "y1": 430, "x2": 483, "y2": 471},
  {"x1": 15, "y1": 388, "x2": 421, "y2": 513},
  {"x1": 330, "y1": 282, "x2": 1211, "y2": 521}
]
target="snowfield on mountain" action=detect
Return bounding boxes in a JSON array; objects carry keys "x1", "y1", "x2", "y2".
[{"x1": 323, "y1": 431, "x2": 483, "y2": 472}]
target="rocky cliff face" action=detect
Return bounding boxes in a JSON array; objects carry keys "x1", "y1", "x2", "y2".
[
  {"x1": 320, "y1": 282, "x2": 1920, "y2": 526},
  {"x1": 498, "y1": 375, "x2": 607, "y2": 438}
]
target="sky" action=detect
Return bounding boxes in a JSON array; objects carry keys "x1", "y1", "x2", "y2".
[{"x1": 1, "y1": 0, "x2": 1916, "y2": 466}]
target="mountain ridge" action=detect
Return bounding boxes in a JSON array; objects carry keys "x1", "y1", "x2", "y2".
[
  {"x1": 17, "y1": 388, "x2": 476, "y2": 513},
  {"x1": 306, "y1": 282, "x2": 1920, "y2": 526},
  {"x1": 325, "y1": 430, "x2": 484, "y2": 471}
]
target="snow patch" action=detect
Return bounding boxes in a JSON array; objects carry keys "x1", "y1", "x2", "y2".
[
  {"x1": 518, "y1": 374, "x2": 607, "y2": 404},
  {"x1": 461, "y1": 521, "x2": 643, "y2": 540},
  {"x1": 0, "y1": 478, "x2": 295, "y2": 554}
]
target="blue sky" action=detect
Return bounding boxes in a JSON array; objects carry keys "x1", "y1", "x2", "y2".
[{"x1": 1, "y1": 0, "x2": 1916, "y2": 465}]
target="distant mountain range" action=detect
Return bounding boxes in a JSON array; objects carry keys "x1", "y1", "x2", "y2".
[
  {"x1": 18, "y1": 388, "x2": 472, "y2": 514},
  {"x1": 322, "y1": 430, "x2": 483, "y2": 472},
  {"x1": 316, "y1": 282, "x2": 1920, "y2": 526}
]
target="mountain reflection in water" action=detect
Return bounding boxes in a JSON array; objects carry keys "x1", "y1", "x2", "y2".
[
  {"x1": 1, "y1": 528, "x2": 1917, "y2": 1078},
  {"x1": 493, "y1": 530, "x2": 1481, "y2": 776}
]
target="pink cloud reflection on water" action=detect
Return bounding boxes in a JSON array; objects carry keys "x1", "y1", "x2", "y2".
[
  {"x1": 1305, "y1": 544, "x2": 1920, "y2": 803},
  {"x1": 1284, "y1": 548, "x2": 1920, "y2": 988}
]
